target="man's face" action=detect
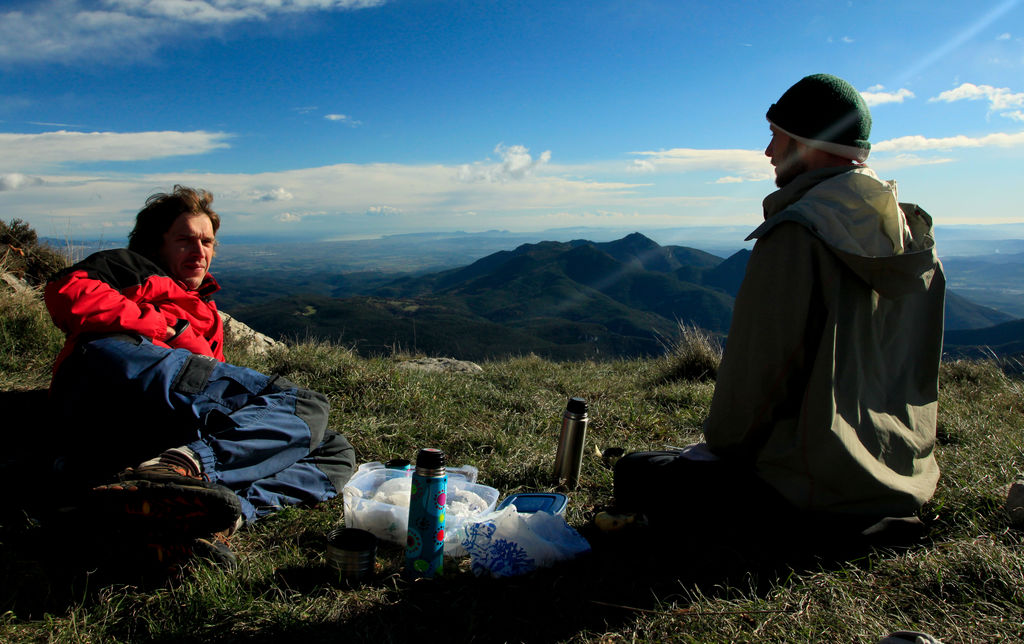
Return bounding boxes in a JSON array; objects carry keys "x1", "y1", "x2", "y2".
[
  {"x1": 765, "y1": 127, "x2": 807, "y2": 188},
  {"x1": 158, "y1": 212, "x2": 216, "y2": 290}
]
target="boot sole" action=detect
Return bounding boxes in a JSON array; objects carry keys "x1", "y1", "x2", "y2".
[{"x1": 89, "y1": 479, "x2": 242, "y2": 537}]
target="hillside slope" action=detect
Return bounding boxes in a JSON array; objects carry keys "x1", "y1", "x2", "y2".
[
  {"x1": 233, "y1": 233, "x2": 738, "y2": 360},
  {"x1": 2, "y1": 275, "x2": 1024, "y2": 643}
]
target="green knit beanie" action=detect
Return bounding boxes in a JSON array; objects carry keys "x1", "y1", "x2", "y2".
[{"x1": 766, "y1": 73, "x2": 872, "y2": 161}]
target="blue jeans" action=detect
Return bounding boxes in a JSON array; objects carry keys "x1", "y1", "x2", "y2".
[{"x1": 51, "y1": 335, "x2": 355, "y2": 522}]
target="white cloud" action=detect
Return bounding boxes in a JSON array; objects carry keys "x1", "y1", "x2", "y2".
[
  {"x1": 930, "y1": 82, "x2": 1024, "y2": 114},
  {"x1": 1005, "y1": 110, "x2": 1024, "y2": 122},
  {"x1": 325, "y1": 114, "x2": 362, "y2": 126},
  {"x1": 997, "y1": 33, "x2": 1011, "y2": 40},
  {"x1": 873, "y1": 131, "x2": 1024, "y2": 151},
  {"x1": 627, "y1": 159, "x2": 656, "y2": 173},
  {"x1": 3, "y1": 155, "x2": 654, "y2": 238},
  {"x1": 861, "y1": 86, "x2": 915, "y2": 107},
  {"x1": 0, "y1": 130, "x2": 231, "y2": 172},
  {"x1": 630, "y1": 148, "x2": 771, "y2": 182},
  {"x1": 108, "y1": 0, "x2": 261, "y2": 23},
  {"x1": 251, "y1": 187, "x2": 294, "y2": 202},
  {"x1": 0, "y1": 0, "x2": 388, "y2": 64},
  {"x1": 13, "y1": 126, "x2": 1019, "y2": 239},
  {"x1": 457, "y1": 144, "x2": 552, "y2": 183},
  {"x1": 868, "y1": 154, "x2": 955, "y2": 172},
  {"x1": 0, "y1": 1, "x2": 163, "y2": 63},
  {"x1": 0, "y1": 173, "x2": 45, "y2": 191}
]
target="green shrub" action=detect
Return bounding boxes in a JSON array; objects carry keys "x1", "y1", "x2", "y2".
[{"x1": 0, "y1": 218, "x2": 68, "y2": 286}]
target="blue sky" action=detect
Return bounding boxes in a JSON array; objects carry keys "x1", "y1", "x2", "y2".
[{"x1": 1, "y1": 0, "x2": 1023, "y2": 242}]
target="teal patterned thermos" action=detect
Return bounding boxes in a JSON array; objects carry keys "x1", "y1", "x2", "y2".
[{"x1": 404, "y1": 448, "x2": 447, "y2": 578}]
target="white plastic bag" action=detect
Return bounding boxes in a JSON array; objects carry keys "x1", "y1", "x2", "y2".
[
  {"x1": 342, "y1": 462, "x2": 498, "y2": 555},
  {"x1": 459, "y1": 506, "x2": 591, "y2": 578}
]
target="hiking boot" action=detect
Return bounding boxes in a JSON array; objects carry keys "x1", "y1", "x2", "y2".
[
  {"x1": 117, "y1": 447, "x2": 204, "y2": 484},
  {"x1": 90, "y1": 452, "x2": 242, "y2": 538}
]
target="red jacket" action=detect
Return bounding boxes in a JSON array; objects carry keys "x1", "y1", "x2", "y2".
[{"x1": 46, "y1": 248, "x2": 225, "y2": 372}]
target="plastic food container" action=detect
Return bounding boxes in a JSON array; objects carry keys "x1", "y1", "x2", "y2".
[
  {"x1": 343, "y1": 462, "x2": 499, "y2": 555},
  {"x1": 496, "y1": 492, "x2": 568, "y2": 516}
]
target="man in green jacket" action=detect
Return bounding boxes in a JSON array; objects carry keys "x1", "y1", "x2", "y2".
[{"x1": 613, "y1": 74, "x2": 945, "y2": 543}]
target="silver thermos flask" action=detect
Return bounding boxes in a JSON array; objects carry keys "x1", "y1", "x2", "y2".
[{"x1": 553, "y1": 397, "x2": 588, "y2": 488}]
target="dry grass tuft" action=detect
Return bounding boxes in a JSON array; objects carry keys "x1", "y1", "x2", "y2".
[{"x1": 657, "y1": 321, "x2": 723, "y2": 382}]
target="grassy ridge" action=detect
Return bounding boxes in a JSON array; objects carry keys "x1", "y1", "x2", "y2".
[{"x1": 2, "y1": 280, "x2": 1023, "y2": 642}]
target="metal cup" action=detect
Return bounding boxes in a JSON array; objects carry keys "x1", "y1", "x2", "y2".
[{"x1": 327, "y1": 527, "x2": 377, "y2": 583}]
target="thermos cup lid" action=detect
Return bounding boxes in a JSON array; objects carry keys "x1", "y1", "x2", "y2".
[
  {"x1": 415, "y1": 447, "x2": 446, "y2": 469},
  {"x1": 566, "y1": 397, "x2": 587, "y2": 415}
]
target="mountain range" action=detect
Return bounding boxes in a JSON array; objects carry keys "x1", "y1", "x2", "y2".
[{"x1": 220, "y1": 232, "x2": 1020, "y2": 361}]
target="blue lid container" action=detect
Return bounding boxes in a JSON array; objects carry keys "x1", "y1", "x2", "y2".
[{"x1": 496, "y1": 492, "x2": 568, "y2": 516}]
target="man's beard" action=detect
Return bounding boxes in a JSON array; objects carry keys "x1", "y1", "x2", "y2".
[{"x1": 774, "y1": 139, "x2": 807, "y2": 188}]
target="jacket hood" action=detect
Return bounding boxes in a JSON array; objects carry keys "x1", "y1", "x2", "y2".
[{"x1": 748, "y1": 166, "x2": 941, "y2": 298}]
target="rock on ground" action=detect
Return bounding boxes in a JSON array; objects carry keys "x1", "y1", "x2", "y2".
[
  {"x1": 220, "y1": 311, "x2": 279, "y2": 356},
  {"x1": 396, "y1": 357, "x2": 483, "y2": 374},
  {"x1": 1, "y1": 272, "x2": 33, "y2": 295}
]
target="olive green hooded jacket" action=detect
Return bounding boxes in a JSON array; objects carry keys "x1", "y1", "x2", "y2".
[{"x1": 703, "y1": 166, "x2": 945, "y2": 518}]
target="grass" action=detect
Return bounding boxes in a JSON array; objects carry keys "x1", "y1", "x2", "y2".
[
  {"x1": 655, "y1": 320, "x2": 723, "y2": 383},
  {"x1": 2, "y1": 278, "x2": 1024, "y2": 642},
  {"x1": 0, "y1": 278, "x2": 65, "y2": 390}
]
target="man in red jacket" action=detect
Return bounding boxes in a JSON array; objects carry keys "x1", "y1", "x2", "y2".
[
  {"x1": 46, "y1": 186, "x2": 355, "y2": 570},
  {"x1": 48, "y1": 187, "x2": 226, "y2": 370}
]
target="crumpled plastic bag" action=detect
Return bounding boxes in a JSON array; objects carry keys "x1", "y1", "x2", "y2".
[
  {"x1": 459, "y1": 506, "x2": 591, "y2": 578},
  {"x1": 343, "y1": 462, "x2": 498, "y2": 555}
]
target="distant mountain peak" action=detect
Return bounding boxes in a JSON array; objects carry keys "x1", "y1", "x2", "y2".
[
  {"x1": 623, "y1": 231, "x2": 657, "y2": 243},
  {"x1": 595, "y1": 233, "x2": 669, "y2": 272},
  {"x1": 608, "y1": 232, "x2": 660, "y2": 250}
]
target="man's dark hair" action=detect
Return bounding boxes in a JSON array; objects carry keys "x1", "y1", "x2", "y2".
[{"x1": 127, "y1": 185, "x2": 220, "y2": 262}]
